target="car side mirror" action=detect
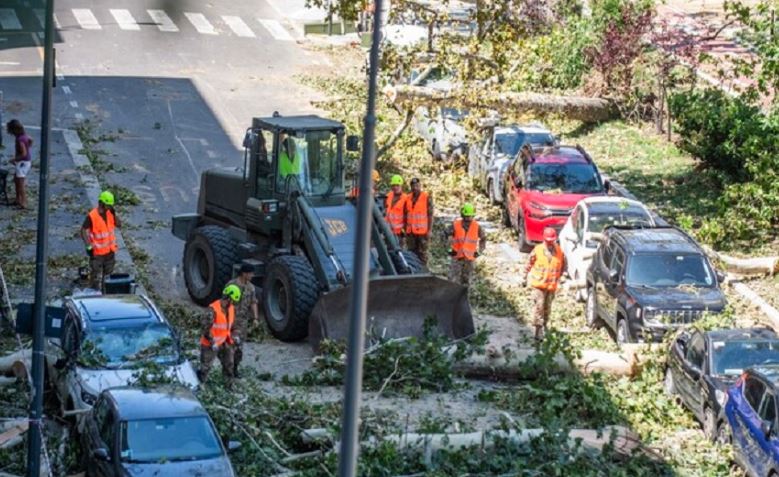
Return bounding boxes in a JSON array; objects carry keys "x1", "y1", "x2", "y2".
[
  {"x1": 93, "y1": 448, "x2": 110, "y2": 462},
  {"x1": 762, "y1": 420, "x2": 774, "y2": 438},
  {"x1": 346, "y1": 135, "x2": 360, "y2": 152},
  {"x1": 242, "y1": 131, "x2": 254, "y2": 149},
  {"x1": 227, "y1": 440, "x2": 242, "y2": 452},
  {"x1": 716, "y1": 270, "x2": 726, "y2": 283},
  {"x1": 608, "y1": 269, "x2": 619, "y2": 283},
  {"x1": 604, "y1": 180, "x2": 611, "y2": 193}
]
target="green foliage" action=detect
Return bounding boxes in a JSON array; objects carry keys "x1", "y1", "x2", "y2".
[
  {"x1": 283, "y1": 318, "x2": 487, "y2": 397},
  {"x1": 106, "y1": 184, "x2": 142, "y2": 206}
]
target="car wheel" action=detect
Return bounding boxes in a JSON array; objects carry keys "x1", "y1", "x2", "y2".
[
  {"x1": 262, "y1": 255, "x2": 319, "y2": 342},
  {"x1": 432, "y1": 140, "x2": 443, "y2": 161},
  {"x1": 616, "y1": 318, "x2": 632, "y2": 345},
  {"x1": 487, "y1": 179, "x2": 497, "y2": 204},
  {"x1": 716, "y1": 421, "x2": 731, "y2": 445},
  {"x1": 517, "y1": 215, "x2": 533, "y2": 253},
  {"x1": 501, "y1": 200, "x2": 511, "y2": 228},
  {"x1": 585, "y1": 287, "x2": 600, "y2": 328},
  {"x1": 663, "y1": 367, "x2": 676, "y2": 396},
  {"x1": 703, "y1": 407, "x2": 717, "y2": 441}
]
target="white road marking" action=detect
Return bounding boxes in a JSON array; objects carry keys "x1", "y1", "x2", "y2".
[
  {"x1": 0, "y1": 8, "x2": 23, "y2": 30},
  {"x1": 110, "y1": 9, "x2": 140, "y2": 31},
  {"x1": 52, "y1": 13, "x2": 61, "y2": 29},
  {"x1": 62, "y1": 85, "x2": 71, "y2": 94},
  {"x1": 184, "y1": 12, "x2": 217, "y2": 35},
  {"x1": 206, "y1": 150, "x2": 218, "y2": 159},
  {"x1": 0, "y1": 61, "x2": 20, "y2": 66},
  {"x1": 74, "y1": 112, "x2": 84, "y2": 120},
  {"x1": 147, "y1": 10, "x2": 178, "y2": 32},
  {"x1": 258, "y1": 18, "x2": 293, "y2": 41},
  {"x1": 222, "y1": 15, "x2": 254, "y2": 38},
  {"x1": 199, "y1": 138, "x2": 209, "y2": 146},
  {"x1": 56, "y1": 73, "x2": 64, "y2": 81},
  {"x1": 72, "y1": 9, "x2": 101, "y2": 30},
  {"x1": 69, "y1": 100, "x2": 78, "y2": 108}
]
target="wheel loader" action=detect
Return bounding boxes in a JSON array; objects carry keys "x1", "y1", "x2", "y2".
[{"x1": 171, "y1": 113, "x2": 474, "y2": 350}]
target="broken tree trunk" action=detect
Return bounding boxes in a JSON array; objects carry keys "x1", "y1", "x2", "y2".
[
  {"x1": 385, "y1": 85, "x2": 617, "y2": 123},
  {"x1": 0, "y1": 420, "x2": 28, "y2": 450},
  {"x1": 457, "y1": 344, "x2": 659, "y2": 380},
  {"x1": 703, "y1": 245, "x2": 779, "y2": 278},
  {"x1": 732, "y1": 282, "x2": 779, "y2": 333},
  {"x1": 0, "y1": 349, "x2": 30, "y2": 380}
]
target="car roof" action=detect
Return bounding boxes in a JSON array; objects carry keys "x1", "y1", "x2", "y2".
[
  {"x1": 585, "y1": 199, "x2": 651, "y2": 216},
  {"x1": 529, "y1": 146, "x2": 589, "y2": 165},
  {"x1": 105, "y1": 387, "x2": 208, "y2": 421},
  {"x1": 70, "y1": 294, "x2": 162, "y2": 327},
  {"x1": 252, "y1": 115, "x2": 344, "y2": 132},
  {"x1": 495, "y1": 125, "x2": 551, "y2": 135},
  {"x1": 749, "y1": 365, "x2": 779, "y2": 386},
  {"x1": 607, "y1": 227, "x2": 702, "y2": 254},
  {"x1": 704, "y1": 328, "x2": 778, "y2": 342}
]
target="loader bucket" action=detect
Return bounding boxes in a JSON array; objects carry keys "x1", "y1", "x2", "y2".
[{"x1": 308, "y1": 274, "x2": 475, "y2": 353}]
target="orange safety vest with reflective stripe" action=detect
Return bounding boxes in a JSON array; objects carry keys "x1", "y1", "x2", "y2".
[
  {"x1": 406, "y1": 191, "x2": 430, "y2": 235},
  {"x1": 528, "y1": 244, "x2": 564, "y2": 292},
  {"x1": 87, "y1": 208, "x2": 118, "y2": 256},
  {"x1": 200, "y1": 300, "x2": 235, "y2": 347},
  {"x1": 385, "y1": 191, "x2": 407, "y2": 234},
  {"x1": 452, "y1": 218, "x2": 480, "y2": 261}
]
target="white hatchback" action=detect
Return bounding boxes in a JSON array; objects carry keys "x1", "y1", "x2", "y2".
[{"x1": 560, "y1": 197, "x2": 655, "y2": 301}]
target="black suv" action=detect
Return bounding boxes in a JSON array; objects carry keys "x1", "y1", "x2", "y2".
[{"x1": 584, "y1": 226, "x2": 726, "y2": 344}]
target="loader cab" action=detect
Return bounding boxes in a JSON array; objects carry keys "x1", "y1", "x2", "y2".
[{"x1": 244, "y1": 115, "x2": 352, "y2": 207}]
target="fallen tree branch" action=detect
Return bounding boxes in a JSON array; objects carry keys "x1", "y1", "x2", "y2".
[
  {"x1": 732, "y1": 282, "x2": 779, "y2": 332},
  {"x1": 0, "y1": 349, "x2": 30, "y2": 380},
  {"x1": 376, "y1": 108, "x2": 414, "y2": 159},
  {"x1": 385, "y1": 85, "x2": 617, "y2": 123},
  {"x1": 702, "y1": 245, "x2": 778, "y2": 277}
]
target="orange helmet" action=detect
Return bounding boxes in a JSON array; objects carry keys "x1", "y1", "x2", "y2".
[
  {"x1": 543, "y1": 227, "x2": 558, "y2": 242},
  {"x1": 372, "y1": 170, "x2": 380, "y2": 182}
]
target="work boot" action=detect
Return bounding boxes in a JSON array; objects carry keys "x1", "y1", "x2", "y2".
[{"x1": 233, "y1": 365, "x2": 241, "y2": 379}]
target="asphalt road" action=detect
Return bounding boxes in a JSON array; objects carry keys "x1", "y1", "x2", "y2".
[{"x1": 0, "y1": 0, "x2": 330, "y2": 299}]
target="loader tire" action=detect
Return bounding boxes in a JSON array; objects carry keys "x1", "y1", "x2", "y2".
[
  {"x1": 263, "y1": 255, "x2": 319, "y2": 342},
  {"x1": 183, "y1": 226, "x2": 238, "y2": 306},
  {"x1": 393, "y1": 250, "x2": 428, "y2": 275}
]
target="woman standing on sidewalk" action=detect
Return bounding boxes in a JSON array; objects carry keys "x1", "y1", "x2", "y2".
[{"x1": 6, "y1": 119, "x2": 32, "y2": 209}]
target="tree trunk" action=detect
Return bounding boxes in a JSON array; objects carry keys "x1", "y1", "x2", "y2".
[
  {"x1": 703, "y1": 245, "x2": 779, "y2": 277},
  {"x1": 0, "y1": 350, "x2": 30, "y2": 380},
  {"x1": 385, "y1": 85, "x2": 616, "y2": 123}
]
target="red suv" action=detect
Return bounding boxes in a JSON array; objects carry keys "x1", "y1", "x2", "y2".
[{"x1": 503, "y1": 144, "x2": 607, "y2": 252}]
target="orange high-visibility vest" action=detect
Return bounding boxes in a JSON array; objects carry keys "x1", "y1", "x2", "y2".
[
  {"x1": 88, "y1": 208, "x2": 118, "y2": 256},
  {"x1": 452, "y1": 218, "x2": 480, "y2": 261},
  {"x1": 528, "y1": 244, "x2": 564, "y2": 292},
  {"x1": 200, "y1": 300, "x2": 235, "y2": 347},
  {"x1": 385, "y1": 191, "x2": 407, "y2": 234},
  {"x1": 406, "y1": 192, "x2": 430, "y2": 235}
]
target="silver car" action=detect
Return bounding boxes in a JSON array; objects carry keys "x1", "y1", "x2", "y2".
[
  {"x1": 468, "y1": 124, "x2": 556, "y2": 204},
  {"x1": 44, "y1": 294, "x2": 199, "y2": 429}
]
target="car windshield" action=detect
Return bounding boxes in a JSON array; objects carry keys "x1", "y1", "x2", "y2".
[
  {"x1": 526, "y1": 163, "x2": 603, "y2": 194},
  {"x1": 120, "y1": 417, "x2": 223, "y2": 463},
  {"x1": 711, "y1": 340, "x2": 779, "y2": 376},
  {"x1": 495, "y1": 132, "x2": 554, "y2": 157},
  {"x1": 80, "y1": 323, "x2": 179, "y2": 369},
  {"x1": 626, "y1": 254, "x2": 715, "y2": 288},
  {"x1": 587, "y1": 206, "x2": 653, "y2": 233},
  {"x1": 441, "y1": 107, "x2": 466, "y2": 120},
  {"x1": 277, "y1": 130, "x2": 343, "y2": 196}
]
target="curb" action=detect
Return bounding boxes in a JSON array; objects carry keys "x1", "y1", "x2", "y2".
[{"x1": 61, "y1": 128, "x2": 147, "y2": 295}]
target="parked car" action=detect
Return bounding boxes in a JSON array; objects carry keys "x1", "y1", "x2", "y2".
[
  {"x1": 584, "y1": 226, "x2": 726, "y2": 344},
  {"x1": 721, "y1": 365, "x2": 779, "y2": 476},
  {"x1": 413, "y1": 105, "x2": 468, "y2": 160},
  {"x1": 560, "y1": 197, "x2": 655, "y2": 301},
  {"x1": 44, "y1": 294, "x2": 199, "y2": 427},
  {"x1": 81, "y1": 387, "x2": 238, "y2": 477},
  {"x1": 504, "y1": 144, "x2": 608, "y2": 252},
  {"x1": 467, "y1": 124, "x2": 556, "y2": 204},
  {"x1": 666, "y1": 328, "x2": 779, "y2": 441}
]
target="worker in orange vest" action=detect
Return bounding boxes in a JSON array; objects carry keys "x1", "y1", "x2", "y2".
[
  {"x1": 348, "y1": 169, "x2": 380, "y2": 199},
  {"x1": 199, "y1": 284, "x2": 241, "y2": 387},
  {"x1": 447, "y1": 203, "x2": 486, "y2": 287},
  {"x1": 405, "y1": 178, "x2": 434, "y2": 264},
  {"x1": 385, "y1": 174, "x2": 408, "y2": 246},
  {"x1": 522, "y1": 227, "x2": 566, "y2": 343},
  {"x1": 80, "y1": 190, "x2": 121, "y2": 291}
]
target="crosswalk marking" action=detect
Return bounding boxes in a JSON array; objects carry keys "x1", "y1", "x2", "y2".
[
  {"x1": 184, "y1": 12, "x2": 217, "y2": 35},
  {"x1": 110, "y1": 9, "x2": 140, "y2": 31},
  {"x1": 72, "y1": 8, "x2": 101, "y2": 30},
  {"x1": 0, "y1": 8, "x2": 22, "y2": 30},
  {"x1": 222, "y1": 15, "x2": 255, "y2": 38},
  {"x1": 147, "y1": 9, "x2": 179, "y2": 32},
  {"x1": 258, "y1": 18, "x2": 293, "y2": 41}
]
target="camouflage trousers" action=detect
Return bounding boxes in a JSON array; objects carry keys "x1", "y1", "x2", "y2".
[
  {"x1": 406, "y1": 234, "x2": 429, "y2": 265},
  {"x1": 448, "y1": 258, "x2": 474, "y2": 287},
  {"x1": 199, "y1": 344, "x2": 234, "y2": 385},
  {"x1": 531, "y1": 287, "x2": 555, "y2": 330},
  {"x1": 89, "y1": 253, "x2": 115, "y2": 291}
]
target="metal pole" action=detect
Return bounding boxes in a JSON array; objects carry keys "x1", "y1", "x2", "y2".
[
  {"x1": 27, "y1": 0, "x2": 55, "y2": 475},
  {"x1": 337, "y1": 1, "x2": 383, "y2": 476}
]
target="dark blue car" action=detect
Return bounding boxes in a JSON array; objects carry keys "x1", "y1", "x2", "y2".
[{"x1": 721, "y1": 365, "x2": 779, "y2": 477}]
